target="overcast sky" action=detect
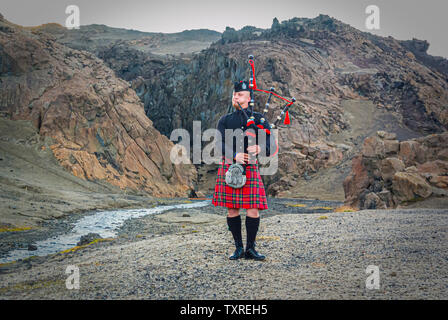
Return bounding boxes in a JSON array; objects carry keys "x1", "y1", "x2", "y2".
[{"x1": 2, "y1": 0, "x2": 447, "y2": 58}]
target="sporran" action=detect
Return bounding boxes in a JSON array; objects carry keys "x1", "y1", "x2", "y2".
[{"x1": 225, "y1": 163, "x2": 247, "y2": 189}]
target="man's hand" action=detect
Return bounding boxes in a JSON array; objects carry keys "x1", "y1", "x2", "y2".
[
  {"x1": 234, "y1": 153, "x2": 249, "y2": 164},
  {"x1": 247, "y1": 145, "x2": 261, "y2": 156}
]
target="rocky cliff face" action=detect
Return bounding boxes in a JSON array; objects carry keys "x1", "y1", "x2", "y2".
[
  {"x1": 18, "y1": 14, "x2": 448, "y2": 199},
  {"x1": 343, "y1": 131, "x2": 448, "y2": 209},
  {"x1": 126, "y1": 14, "x2": 447, "y2": 197},
  {"x1": 0, "y1": 15, "x2": 196, "y2": 197}
]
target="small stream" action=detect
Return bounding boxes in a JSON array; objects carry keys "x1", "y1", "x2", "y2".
[{"x1": 0, "y1": 200, "x2": 210, "y2": 264}]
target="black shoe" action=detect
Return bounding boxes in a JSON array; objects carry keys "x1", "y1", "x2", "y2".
[
  {"x1": 229, "y1": 246, "x2": 245, "y2": 260},
  {"x1": 245, "y1": 247, "x2": 266, "y2": 261}
]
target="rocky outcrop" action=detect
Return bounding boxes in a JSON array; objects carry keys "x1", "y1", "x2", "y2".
[
  {"x1": 344, "y1": 131, "x2": 448, "y2": 209},
  {"x1": 11, "y1": 14, "x2": 448, "y2": 199},
  {"x1": 399, "y1": 38, "x2": 448, "y2": 78},
  {"x1": 93, "y1": 14, "x2": 448, "y2": 196},
  {"x1": 0, "y1": 15, "x2": 196, "y2": 197}
]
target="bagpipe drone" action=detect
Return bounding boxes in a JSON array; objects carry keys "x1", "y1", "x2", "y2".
[{"x1": 229, "y1": 54, "x2": 296, "y2": 130}]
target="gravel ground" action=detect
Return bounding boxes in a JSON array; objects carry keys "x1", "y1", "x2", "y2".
[{"x1": 0, "y1": 200, "x2": 447, "y2": 300}]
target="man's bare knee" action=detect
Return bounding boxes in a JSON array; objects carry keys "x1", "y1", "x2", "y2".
[
  {"x1": 228, "y1": 208, "x2": 240, "y2": 217},
  {"x1": 247, "y1": 208, "x2": 259, "y2": 218}
]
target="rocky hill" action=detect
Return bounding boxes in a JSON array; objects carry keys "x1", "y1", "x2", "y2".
[
  {"x1": 2, "y1": 13, "x2": 448, "y2": 202},
  {"x1": 28, "y1": 23, "x2": 221, "y2": 56},
  {"x1": 104, "y1": 14, "x2": 446, "y2": 198},
  {"x1": 0, "y1": 14, "x2": 197, "y2": 200}
]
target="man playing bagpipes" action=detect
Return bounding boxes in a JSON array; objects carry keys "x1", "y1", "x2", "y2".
[{"x1": 212, "y1": 55, "x2": 295, "y2": 261}]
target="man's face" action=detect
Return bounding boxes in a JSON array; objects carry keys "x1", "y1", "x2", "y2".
[{"x1": 232, "y1": 90, "x2": 250, "y2": 109}]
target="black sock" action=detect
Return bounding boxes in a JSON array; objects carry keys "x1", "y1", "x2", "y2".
[
  {"x1": 245, "y1": 216, "x2": 260, "y2": 250},
  {"x1": 227, "y1": 215, "x2": 243, "y2": 248}
]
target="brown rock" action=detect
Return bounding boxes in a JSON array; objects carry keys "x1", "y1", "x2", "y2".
[
  {"x1": 377, "y1": 189, "x2": 395, "y2": 207},
  {"x1": 343, "y1": 155, "x2": 369, "y2": 208},
  {"x1": 405, "y1": 166, "x2": 419, "y2": 173},
  {"x1": 377, "y1": 131, "x2": 397, "y2": 140},
  {"x1": 431, "y1": 186, "x2": 448, "y2": 197},
  {"x1": 429, "y1": 176, "x2": 448, "y2": 189},
  {"x1": 437, "y1": 148, "x2": 448, "y2": 161},
  {"x1": 417, "y1": 160, "x2": 448, "y2": 176},
  {"x1": 399, "y1": 140, "x2": 427, "y2": 166},
  {"x1": 381, "y1": 157, "x2": 405, "y2": 182},
  {"x1": 363, "y1": 192, "x2": 387, "y2": 209},
  {"x1": 362, "y1": 136, "x2": 385, "y2": 158},
  {"x1": 344, "y1": 132, "x2": 447, "y2": 209},
  {"x1": 415, "y1": 133, "x2": 448, "y2": 149},
  {"x1": 392, "y1": 172, "x2": 432, "y2": 202},
  {"x1": 384, "y1": 139, "x2": 399, "y2": 155},
  {"x1": 417, "y1": 160, "x2": 448, "y2": 189}
]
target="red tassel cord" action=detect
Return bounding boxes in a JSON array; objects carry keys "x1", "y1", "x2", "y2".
[{"x1": 283, "y1": 110, "x2": 290, "y2": 125}]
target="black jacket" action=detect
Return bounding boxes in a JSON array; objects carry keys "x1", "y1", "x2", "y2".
[{"x1": 216, "y1": 107, "x2": 276, "y2": 161}]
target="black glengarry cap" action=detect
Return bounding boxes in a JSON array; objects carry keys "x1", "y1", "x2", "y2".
[{"x1": 234, "y1": 80, "x2": 250, "y2": 92}]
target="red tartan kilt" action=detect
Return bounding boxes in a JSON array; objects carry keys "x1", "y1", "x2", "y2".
[{"x1": 212, "y1": 160, "x2": 269, "y2": 210}]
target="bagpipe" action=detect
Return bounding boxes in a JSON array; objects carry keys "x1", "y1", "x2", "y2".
[
  {"x1": 232, "y1": 55, "x2": 297, "y2": 155},
  {"x1": 233, "y1": 55, "x2": 296, "y2": 128},
  {"x1": 224, "y1": 55, "x2": 297, "y2": 189}
]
